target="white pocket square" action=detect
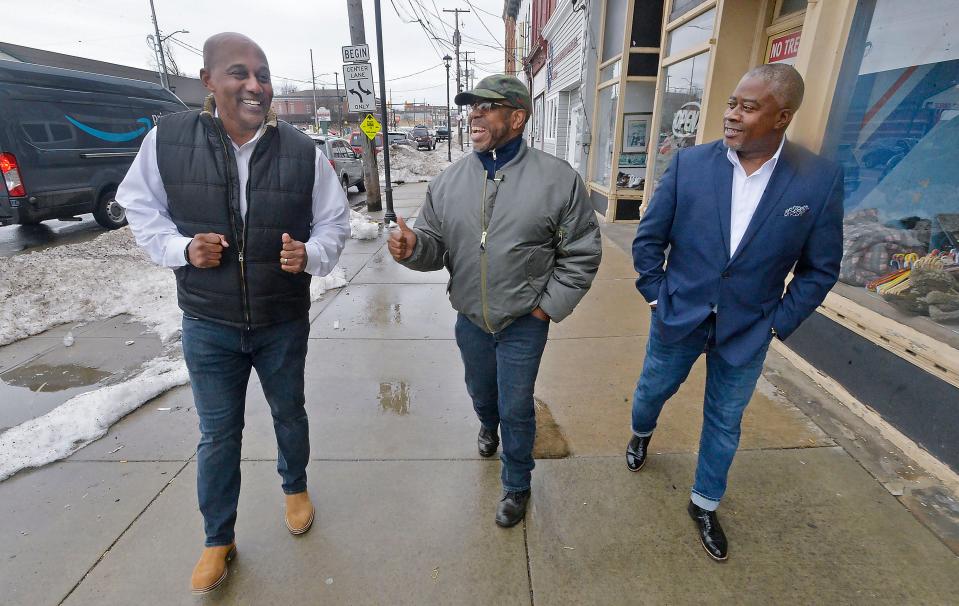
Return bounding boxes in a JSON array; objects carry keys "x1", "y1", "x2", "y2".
[{"x1": 784, "y1": 205, "x2": 810, "y2": 217}]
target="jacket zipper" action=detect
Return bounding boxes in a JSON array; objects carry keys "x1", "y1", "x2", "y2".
[{"x1": 479, "y1": 150, "x2": 497, "y2": 332}]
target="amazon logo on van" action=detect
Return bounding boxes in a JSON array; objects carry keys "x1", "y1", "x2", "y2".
[{"x1": 64, "y1": 115, "x2": 156, "y2": 143}]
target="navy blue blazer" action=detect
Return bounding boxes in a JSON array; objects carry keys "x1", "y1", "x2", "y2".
[{"x1": 633, "y1": 139, "x2": 844, "y2": 366}]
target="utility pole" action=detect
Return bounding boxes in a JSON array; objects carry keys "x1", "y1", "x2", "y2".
[
  {"x1": 334, "y1": 71, "x2": 341, "y2": 130},
  {"x1": 148, "y1": 0, "x2": 169, "y2": 90},
  {"x1": 443, "y1": 7, "x2": 469, "y2": 150},
  {"x1": 463, "y1": 50, "x2": 476, "y2": 90},
  {"x1": 372, "y1": 0, "x2": 396, "y2": 224},
  {"x1": 346, "y1": 0, "x2": 382, "y2": 211},
  {"x1": 309, "y1": 49, "x2": 319, "y2": 133},
  {"x1": 444, "y1": 54, "x2": 452, "y2": 162}
]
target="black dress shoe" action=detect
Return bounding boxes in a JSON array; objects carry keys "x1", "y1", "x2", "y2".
[
  {"x1": 687, "y1": 500, "x2": 728, "y2": 561},
  {"x1": 626, "y1": 434, "x2": 651, "y2": 472},
  {"x1": 478, "y1": 426, "x2": 499, "y2": 458},
  {"x1": 495, "y1": 490, "x2": 531, "y2": 528}
]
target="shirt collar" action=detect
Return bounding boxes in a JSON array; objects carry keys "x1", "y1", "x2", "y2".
[
  {"x1": 213, "y1": 109, "x2": 266, "y2": 150},
  {"x1": 726, "y1": 134, "x2": 786, "y2": 175}
]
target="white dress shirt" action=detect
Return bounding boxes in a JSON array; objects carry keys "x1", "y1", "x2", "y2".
[
  {"x1": 726, "y1": 135, "x2": 785, "y2": 257},
  {"x1": 117, "y1": 123, "x2": 350, "y2": 277}
]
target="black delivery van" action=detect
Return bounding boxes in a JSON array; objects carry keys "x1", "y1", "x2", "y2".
[{"x1": 0, "y1": 60, "x2": 188, "y2": 228}]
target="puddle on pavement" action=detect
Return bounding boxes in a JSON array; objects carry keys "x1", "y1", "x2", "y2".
[
  {"x1": 1, "y1": 362, "x2": 110, "y2": 392},
  {"x1": 378, "y1": 380, "x2": 412, "y2": 415},
  {"x1": 533, "y1": 397, "x2": 571, "y2": 458}
]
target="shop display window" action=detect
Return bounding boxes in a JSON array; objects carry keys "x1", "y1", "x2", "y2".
[
  {"x1": 600, "y1": 60, "x2": 621, "y2": 84},
  {"x1": 668, "y1": 0, "x2": 709, "y2": 23},
  {"x1": 591, "y1": 84, "x2": 619, "y2": 188},
  {"x1": 653, "y1": 51, "x2": 710, "y2": 182},
  {"x1": 665, "y1": 7, "x2": 715, "y2": 56},
  {"x1": 825, "y1": 0, "x2": 959, "y2": 332},
  {"x1": 603, "y1": 0, "x2": 628, "y2": 62}
]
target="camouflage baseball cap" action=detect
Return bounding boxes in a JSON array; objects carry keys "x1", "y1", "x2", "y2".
[{"x1": 455, "y1": 74, "x2": 533, "y2": 114}]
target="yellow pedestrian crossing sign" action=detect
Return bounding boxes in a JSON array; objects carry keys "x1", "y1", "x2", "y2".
[{"x1": 360, "y1": 114, "x2": 381, "y2": 140}]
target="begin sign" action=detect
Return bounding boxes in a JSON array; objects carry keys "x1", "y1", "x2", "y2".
[{"x1": 342, "y1": 44, "x2": 370, "y2": 63}]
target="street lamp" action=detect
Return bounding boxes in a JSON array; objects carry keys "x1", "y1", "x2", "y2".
[{"x1": 443, "y1": 54, "x2": 452, "y2": 162}]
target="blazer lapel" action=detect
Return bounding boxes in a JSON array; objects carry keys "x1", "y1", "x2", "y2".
[
  {"x1": 726, "y1": 142, "x2": 798, "y2": 267},
  {"x1": 713, "y1": 144, "x2": 733, "y2": 261}
]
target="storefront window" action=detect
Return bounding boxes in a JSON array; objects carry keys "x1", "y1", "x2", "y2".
[
  {"x1": 825, "y1": 0, "x2": 959, "y2": 332},
  {"x1": 653, "y1": 51, "x2": 710, "y2": 183},
  {"x1": 668, "y1": 0, "x2": 709, "y2": 23},
  {"x1": 665, "y1": 8, "x2": 716, "y2": 56},
  {"x1": 599, "y1": 60, "x2": 621, "y2": 84},
  {"x1": 602, "y1": 0, "x2": 628, "y2": 62},
  {"x1": 591, "y1": 84, "x2": 619, "y2": 188}
]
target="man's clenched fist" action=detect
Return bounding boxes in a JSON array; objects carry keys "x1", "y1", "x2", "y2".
[
  {"x1": 280, "y1": 232, "x2": 307, "y2": 273},
  {"x1": 387, "y1": 216, "x2": 417, "y2": 261},
  {"x1": 188, "y1": 233, "x2": 229, "y2": 268}
]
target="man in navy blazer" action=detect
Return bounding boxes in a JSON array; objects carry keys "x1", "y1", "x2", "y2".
[{"x1": 626, "y1": 64, "x2": 843, "y2": 561}]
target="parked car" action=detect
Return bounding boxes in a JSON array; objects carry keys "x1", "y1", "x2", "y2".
[
  {"x1": 312, "y1": 135, "x2": 365, "y2": 192},
  {"x1": 410, "y1": 126, "x2": 436, "y2": 150},
  {"x1": 350, "y1": 131, "x2": 383, "y2": 156},
  {"x1": 0, "y1": 61, "x2": 188, "y2": 228},
  {"x1": 435, "y1": 126, "x2": 450, "y2": 141},
  {"x1": 387, "y1": 131, "x2": 412, "y2": 146}
]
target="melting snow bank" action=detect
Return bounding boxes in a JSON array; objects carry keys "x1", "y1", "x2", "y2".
[
  {"x1": 0, "y1": 228, "x2": 181, "y2": 346},
  {"x1": 0, "y1": 356, "x2": 189, "y2": 481},
  {"x1": 379, "y1": 144, "x2": 467, "y2": 183},
  {"x1": 350, "y1": 210, "x2": 380, "y2": 240},
  {"x1": 0, "y1": 228, "x2": 348, "y2": 480}
]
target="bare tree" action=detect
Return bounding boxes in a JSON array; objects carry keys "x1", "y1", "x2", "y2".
[{"x1": 277, "y1": 80, "x2": 300, "y2": 95}]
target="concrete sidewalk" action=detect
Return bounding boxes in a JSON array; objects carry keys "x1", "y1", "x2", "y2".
[{"x1": 1, "y1": 180, "x2": 957, "y2": 605}]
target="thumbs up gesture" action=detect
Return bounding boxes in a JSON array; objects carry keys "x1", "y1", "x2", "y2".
[
  {"x1": 280, "y1": 232, "x2": 307, "y2": 273},
  {"x1": 387, "y1": 216, "x2": 417, "y2": 261}
]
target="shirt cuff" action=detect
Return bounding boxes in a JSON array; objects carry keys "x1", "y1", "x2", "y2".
[
  {"x1": 303, "y1": 241, "x2": 325, "y2": 276},
  {"x1": 163, "y1": 235, "x2": 194, "y2": 268},
  {"x1": 649, "y1": 300, "x2": 658, "y2": 306}
]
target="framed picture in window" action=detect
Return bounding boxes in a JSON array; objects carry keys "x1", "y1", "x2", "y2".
[
  {"x1": 619, "y1": 152, "x2": 647, "y2": 168},
  {"x1": 622, "y1": 114, "x2": 650, "y2": 153}
]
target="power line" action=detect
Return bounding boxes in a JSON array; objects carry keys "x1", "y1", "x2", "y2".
[{"x1": 463, "y1": 0, "x2": 505, "y2": 50}]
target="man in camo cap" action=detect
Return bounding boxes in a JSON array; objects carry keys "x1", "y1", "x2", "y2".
[{"x1": 388, "y1": 74, "x2": 601, "y2": 527}]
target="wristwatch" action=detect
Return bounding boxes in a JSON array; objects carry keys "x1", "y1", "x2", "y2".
[{"x1": 184, "y1": 241, "x2": 192, "y2": 266}]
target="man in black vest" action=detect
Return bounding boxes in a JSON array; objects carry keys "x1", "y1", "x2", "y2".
[{"x1": 117, "y1": 33, "x2": 350, "y2": 593}]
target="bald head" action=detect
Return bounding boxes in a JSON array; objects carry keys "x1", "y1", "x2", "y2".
[
  {"x1": 202, "y1": 32, "x2": 267, "y2": 72},
  {"x1": 742, "y1": 64, "x2": 804, "y2": 111}
]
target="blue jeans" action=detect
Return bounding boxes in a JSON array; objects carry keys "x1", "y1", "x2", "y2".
[
  {"x1": 182, "y1": 315, "x2": 311, "y2": 547},
  {"x1": 455, "y1": 313, "x2": 550, "y2": 492},
  {"x1": 631, "y1": 312, "x2": 769, "y2": 511}
]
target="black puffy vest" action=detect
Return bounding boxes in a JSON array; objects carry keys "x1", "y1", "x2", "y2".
[{"x1": 156, "y1": 109, "x2": 315, "y2": 328}]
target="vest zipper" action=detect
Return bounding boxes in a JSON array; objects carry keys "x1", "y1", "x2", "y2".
[{"x1": 212, "y1": 122, "x2": 251, "y2": 328}]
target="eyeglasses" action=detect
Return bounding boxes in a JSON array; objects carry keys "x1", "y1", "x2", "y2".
[{"x1": 469, "y1": 101, "x2": 519, "y2": 113}]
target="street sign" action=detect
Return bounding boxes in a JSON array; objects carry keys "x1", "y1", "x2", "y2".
[
  {"x1": 342, "y1": 44, "x2": 370, "y2": 63},
  {"x1": 343, "y1": 63, "x2": 376, "y2": 112},
  {"x1": 360, "y1": 114, "x2": 381, "y2": 140}
]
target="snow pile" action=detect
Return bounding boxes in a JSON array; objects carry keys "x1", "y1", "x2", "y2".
[
  {"x1": 350, "y1": 210, "x2": 380, "y2": 240},
  {"x1": 311, "y1": 265, "x2": 347, "y2": 300},
  {"x1": 380, "y1": 144, "x2": 467, "y2": 183},
  {"x1": 0, "y1": 356, "x2": 189, "y2": 481},
  {"x1": 0, "y1": 228, "x2": 181, "y2": 346},
  {"x1": 0, "y1": 228, "x2": 350, "y2": 481}
]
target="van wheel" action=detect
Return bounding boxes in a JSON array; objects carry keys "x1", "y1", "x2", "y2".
[
  {"x1": 341, "y1": 174, "x2": 351, "y2": 192},
  {"x1": 357, "y1": 179, "x2": 366, "y2": 192},
  {"x1": 93, "y1": 188, "x2": 127, "y2": 229}
]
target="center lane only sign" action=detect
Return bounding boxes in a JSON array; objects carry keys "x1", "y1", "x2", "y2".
[{"x1": 343, "y1": 62, "x2": 376, "y2": 112}]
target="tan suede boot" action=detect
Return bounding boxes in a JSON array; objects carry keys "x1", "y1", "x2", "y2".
[
  {"x1": 285, "y1": 491, "x2": 315, "y2": 535},
  {"x1": 190, "y1": 543, "x2": 236, "y2": 594}
]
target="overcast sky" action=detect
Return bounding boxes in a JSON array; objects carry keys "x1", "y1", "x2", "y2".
[{"x1": 6, "y1": 0, "x2": 507, "y2": 105}]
